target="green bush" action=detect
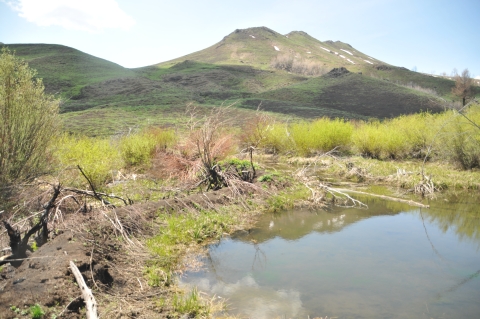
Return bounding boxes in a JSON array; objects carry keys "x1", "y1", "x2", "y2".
[
  {"x1": 439, "y1": 105, "x2": 480, "y2": 169},
  {"x1": 55, "y1": 134, "x2": 122, "y2": 189},
  {"x1": 120, "y1": 128, "x2": 175, "y2": 167},
  {"x1": 262, "y1": 123, "x2": 293, "y2": 154},
  {"x1": 291, "y1": 118, "x2": 353, "y2": 156},
  {"x1": 0, "y1": 48, "x2": 60, "y2": 187},
  {"x1": 351, "y1": 120, "x2": 384, "y2": 158}
]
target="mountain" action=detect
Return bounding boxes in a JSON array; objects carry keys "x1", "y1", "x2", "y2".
[
  {"x1": 3, "y1": 27, "x2": 474, "y2": 135},
  {"x1": 155, "y1": 27, "x2": 382, "y2": 71}
]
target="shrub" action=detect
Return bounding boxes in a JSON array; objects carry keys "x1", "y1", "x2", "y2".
[
  {"x1": 262, "y1": 123, "x2": 294, "y2": 154},
  {"x1": 440, "y1": 105, "x2": 480, "y2": 169},
  {"x1": 271, "y1": 54, "x2": 327, "y2": 76},
  {"x1": 0, "y1": 48, "x2": 60, "y2": 188},
  {"x1": 351, "y1": 120, "x2": 384, "y2": 158},
  {"x1": 55, "y1": 134, "x2": 122, "y2": 189},
  {"x1": 291, "y1": 118, "x2": 353, "y2": 156},
  {"x1": 120, "y1": 128, "x2": 175, "y2": 167}
]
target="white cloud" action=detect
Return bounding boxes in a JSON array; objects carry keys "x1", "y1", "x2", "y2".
[
  {"x1": 5, "y1": 0, "x2": 135, "y2": 32},
  {"x1": 180, "y1": 275, "x2": 305, "y2": 319}
]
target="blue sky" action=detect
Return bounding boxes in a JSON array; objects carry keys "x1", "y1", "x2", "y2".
[{"x1": 1, "y1": 0, "x2": 479, "y2": 77}]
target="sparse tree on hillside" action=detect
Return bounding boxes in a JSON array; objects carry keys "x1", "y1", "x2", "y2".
[
  {"x1": 0, "y1": 48, "x2": 60, "y2": 191},
  {"x1": 452, "y1": 68, "x2": 473, "y2": 106}
]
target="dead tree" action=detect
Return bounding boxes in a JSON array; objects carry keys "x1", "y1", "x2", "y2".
[{"x1": 1, "y1": 184, "x2": 61, "y2": 266}]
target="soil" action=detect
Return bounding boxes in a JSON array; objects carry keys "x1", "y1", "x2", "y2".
[{"x1": 0, "y1": 184, "x2": 266, "y2": 319}]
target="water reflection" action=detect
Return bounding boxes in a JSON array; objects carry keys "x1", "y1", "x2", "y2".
[
  {"x1": 423, "y1": 193, "x2": 480, "y2": 248},
  {"x1": 179, "y1": 194, "x2": 480, "y2": 318}
]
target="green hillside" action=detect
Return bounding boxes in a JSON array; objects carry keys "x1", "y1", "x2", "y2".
[
  {"x1": 4, "y1": 26, "x2": 477, "y2": 135},
  {"x1": 4, "y1": 44, "x2": 135, "y2": 104}
]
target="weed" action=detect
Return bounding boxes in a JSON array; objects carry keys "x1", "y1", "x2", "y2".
[
  {"x1": 258, "y1": 174, "x2": 273, "y2": 182},
  {"x1": 173, "y1": 287, "x2": 208, "y2": 316},
  {"x1": 30, "y1": 304, "x2": 45, "y2": 319}
]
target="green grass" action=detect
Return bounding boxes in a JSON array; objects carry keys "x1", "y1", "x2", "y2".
[
  {"x1": 6, "y1": 44, "x2": 135, "y2": 100},
  {"x1": 145, "y1": 208, "x2": 246, "y2": 287},
  {"x1": 29, "y1": 304, "x2": 45, "y2": 319},
  {"x1": 6, "y1": 30, "x2": 472, "y2": 129},
  {"x1": 173, "y1": 287, "x2": 209, "y2": 316}
]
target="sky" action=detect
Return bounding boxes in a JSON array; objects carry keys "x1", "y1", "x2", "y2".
[{"x1": 1, "y1": 0, "x2": 479, "y2": 78}]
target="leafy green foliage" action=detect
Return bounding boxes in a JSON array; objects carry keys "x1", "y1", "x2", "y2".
[
  {"x1": 438, "y1": 106, "x2": 480, "y2": 169},
  {"x1": 120, "y1": 128, "x2": 175, "y2": 167},
  {"x1": 0, "y1": 48, "x2": 60, "y2": 187},
  {"x1": 290, "y1": 118, "x2": 353, "y2": 156},
  {"x1": 54, "y1": 134, "x2": 122, "y2": 189},
  {"x1": 29, "y1": 304, "x2": 44, "y2": 319}
]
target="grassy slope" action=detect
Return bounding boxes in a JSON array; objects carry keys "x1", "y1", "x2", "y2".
[
  {"x1": 241, "y1": 70, "x2": 445, "y2": 119},
  {"x1": 6, "y1": 44, "x2": 135, "y2": 103},
  {"x1": 4, "y1": 28, "x2": 477, "y2": 135}
]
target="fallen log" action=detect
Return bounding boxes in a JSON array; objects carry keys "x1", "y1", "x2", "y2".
[
  {"x1": 332, "y1": 188, "x2": 430, "y2": 208},
  {"x1": 70, "y1": 260, "x2": 98, "y2": 319}
]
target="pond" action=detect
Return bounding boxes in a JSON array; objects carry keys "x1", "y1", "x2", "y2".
[{"x1": 179, "y1": 193, "x2": 480, "y2": 318}]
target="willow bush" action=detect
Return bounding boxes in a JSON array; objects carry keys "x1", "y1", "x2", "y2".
[
  {"x1": 120, "y1": 127, "x2": 176, "y2": 167},
  {"x1": 0, "y1": 48, "x2": 60, "y2": 187},
  {"x1": 54, "y1": 134, "x2": 123, "y2": 189},
  {"x1": 291, "y1": 118, "x2": 353, "y2": 156},
  {"x1": 439, "y1": 105, "x2": 480, "y2": 169}
]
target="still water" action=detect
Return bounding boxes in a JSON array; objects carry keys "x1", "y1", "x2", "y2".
[{"x1": 180, "y1": 193, "x2": 480, "y2": 318}]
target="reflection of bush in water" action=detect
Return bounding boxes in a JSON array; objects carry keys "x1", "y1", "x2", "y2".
[{"x1": 423, "y1": 195, "x2": 480, "y2": 246}]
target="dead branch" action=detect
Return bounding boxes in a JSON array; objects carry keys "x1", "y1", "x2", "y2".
[
  {"x1": 63, "y1": 187, "x2": 131, "y2": 206},
  {"x1": 1, "y1": 184, "x2": 61, "y2": 265},
  {"x1": 321, "y1": 184, "x2": 368, "y2": 208},
  {"x1": 70, "y1": 260, "x2": 98, "y2": 319},
  {"x1": 332, "y1": 188, "x2": 429, "y2": 208}
]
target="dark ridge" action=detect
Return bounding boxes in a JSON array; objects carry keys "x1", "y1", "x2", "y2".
[
  {"x1": 325, "y1": 67, "x2": 351, "y2": 78},
  {"x1": 287, "y1": 31, "x2": 310, "y2": 37},
  {"x1": 376, "y1": 65, "x2": 393, "y2": 71},
  {"x1": 233, "y1": 26, "x2": 277, "y2": 35}
]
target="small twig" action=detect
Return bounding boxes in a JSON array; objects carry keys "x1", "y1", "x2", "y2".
[
  {"x1": 58, "y1": 296, "x2": 81, "y2": 317},
  {"x1": 77, "y1": 165, "x2": 113, "y2": 207},
  {"x1": 64, "y1": 187, "x2": 130, "y2": 206},
  {"x1": 89, "y1": 247, "x2": 99, "y2": 291}
]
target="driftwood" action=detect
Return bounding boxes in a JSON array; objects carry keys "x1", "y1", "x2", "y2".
[
  {"x1": 332, "y1": 188, "x2": 430, "y2": 208},
  {"x1": 70, "y1": 260, "x2": 98, "y2": 319}
]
